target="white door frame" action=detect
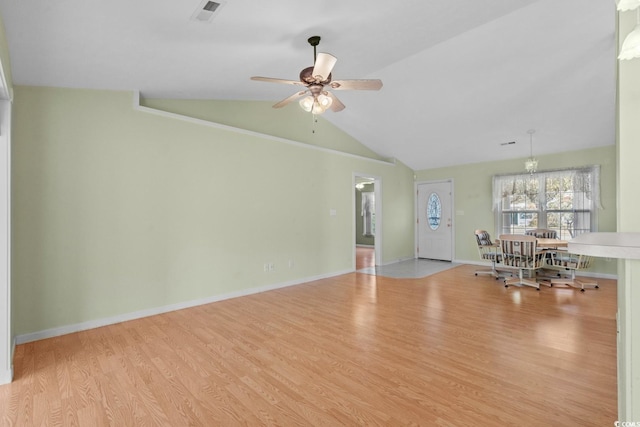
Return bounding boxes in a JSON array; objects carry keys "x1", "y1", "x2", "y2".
[
  {"x1": 414, "y1": 179, "x2": 455, "y2": 260},
  {"x1": 0, "y1": 99, "x2": 11, "y2": 384},
  {"x1": 353, "y1": 172, "x2": 382, "y2": 268}
]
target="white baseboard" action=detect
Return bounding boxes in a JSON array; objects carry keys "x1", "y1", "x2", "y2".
[
  {"x1": 15, "y1": 269, "x2": 352, "y2": 345},
  {"x1": 0, "y1": 338, "x2": 15, "y2": 384},
  {"x1": 0, "y1": 367, "x2": 11, "y2": 385}
]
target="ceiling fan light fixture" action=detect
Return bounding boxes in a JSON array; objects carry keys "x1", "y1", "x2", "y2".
[
  {"x1": 317, "y1": 94, "x2": 332, "y2": 109},
  {"x1": 251, "y1": 36, "x2": 382, "y2": 113},
  {"x1": 299, "y1": 96, "x2": 314, "y2": 112},
  {"x1": 311, "y1": 100, "x2": 326, "y2": 115}
]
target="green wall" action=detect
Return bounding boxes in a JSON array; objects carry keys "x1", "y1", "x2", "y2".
[
  {"x1": 11, "y1": 86, "x2": 415, "y2": 336},
  {"x1": 141, "y1": 98, "x2": 387, "y2": 161},
  {"x1": 415, "y1": 145, "x2": 617, "y2": 275},
  {"x1": 9, "y1": 84, "x2": 619, "y2": 338}
]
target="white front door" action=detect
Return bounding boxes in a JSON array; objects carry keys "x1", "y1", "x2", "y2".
[{"x1": 417, "y1": 181, "x2": 453, "y2": 261}]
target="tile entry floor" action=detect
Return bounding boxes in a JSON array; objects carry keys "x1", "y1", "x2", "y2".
[{"x1": 356, "y1": 247, "x2": 459, "y2": 279}]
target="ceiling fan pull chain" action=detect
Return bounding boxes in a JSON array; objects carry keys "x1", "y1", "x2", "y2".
[{"x1": 311, "y1": 110, "x2": 316, "y2": 134}]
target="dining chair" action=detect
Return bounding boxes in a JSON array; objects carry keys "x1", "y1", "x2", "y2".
[
  {"x1": 498, "y1": 234, "x2": 550, "y2": 290},
  {"x1": 548, "y1": 251, "x2": 599, "y2": 292},
  {"x1": 474, "y1": 230, "x2": 507, "y2": 279},
  {"x1": 525, "y1": 228, "x2": 561, "y2": 276},
  {"x1": 525, "y1": 228, "x2": 558, "y2": 239}
]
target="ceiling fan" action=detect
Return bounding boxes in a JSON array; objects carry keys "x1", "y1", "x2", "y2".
[{"x1": 251, "y1": 36, "x2": 383, "y2": 115}]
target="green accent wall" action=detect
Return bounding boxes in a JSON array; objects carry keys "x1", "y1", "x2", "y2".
[
  {"x1": 11, "y1": 86, "x2": 415, "y2": 335},
  {"x1": 415, "y1": 145, "x2": 617, "y2": 275},
  {"x1": 141, "y1": 98, "x2": 387, "y2": 161}
]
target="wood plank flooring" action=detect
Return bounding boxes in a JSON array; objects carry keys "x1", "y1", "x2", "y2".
[
  {"x1": 0, "y1": 265, "x2": 617, "y2": 426},
  {"x1": 355, "y1": 246, "x2": 375, "y2": 270}
]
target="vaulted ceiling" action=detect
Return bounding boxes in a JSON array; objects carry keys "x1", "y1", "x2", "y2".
[{"x1": 0, "y1": 0, "x2": 616, "y2": 170}]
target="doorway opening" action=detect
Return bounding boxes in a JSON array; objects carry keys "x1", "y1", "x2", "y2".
[{"x1": 354, "y1": 173, "x2": 381, "y2": 270}]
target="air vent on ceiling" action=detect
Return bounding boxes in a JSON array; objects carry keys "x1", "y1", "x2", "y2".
[{"x1": 191, "y1": 0, "x2": 226, "y2": 22}]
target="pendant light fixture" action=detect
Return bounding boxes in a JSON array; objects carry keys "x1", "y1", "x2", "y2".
[
  {"x1": 524, "y1": 129, "x2": 538, "y2": 175},
  {"x1": 617, "y1": 0, "x2": 640, "y2": 11},
  {"x1": 618, "y1": 0, "x2": 640, "y2": 60}
]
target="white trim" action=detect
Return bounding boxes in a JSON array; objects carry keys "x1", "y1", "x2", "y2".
[
  {"x1": 133, "y1": 91, "x2": 396, "y2": 166},
  {"x1": 619, "y1": 261, "x2": 634, "y2": 421},
  {"x1": 0, "y1": 100, "x2": 11, "y2": 385},
  {"x1": 0, "y1": 59, "x2": 11, "y2": 102},
  {"x1": 15, "y1": 268, "x2": 352, "y2": 345},
  {"x1": 0, "y1": 367, "x2": 11, "y2": 385},
  {"x1": 356, "y1": 244, "x2": 375, "y2": 248}
]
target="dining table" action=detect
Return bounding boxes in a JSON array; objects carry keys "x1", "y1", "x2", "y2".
[{"x1": 535, "y1": 238, "x2": 569, "y2": 249}]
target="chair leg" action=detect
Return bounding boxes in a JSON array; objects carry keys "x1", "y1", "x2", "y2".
[
  {"x1": 505, "y1": 269, "x2": 541, "y2": 290},
  {"x1": 475, "y1": 261, "x2": 512, "y2": 280},
  {"x1": 569, "y1": 278, "x2": 599, "y2": 292},
  {"x1": 550, "y1": 270, "x2": 599, "y2": 292},
  {"x1": 475, "y1": 268, "x2": 500, "y2": 278}
]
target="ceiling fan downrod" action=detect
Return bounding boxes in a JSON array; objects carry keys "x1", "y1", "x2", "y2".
[{"x1": 308, "y1": 36, "x2": 321, "y2": 63}]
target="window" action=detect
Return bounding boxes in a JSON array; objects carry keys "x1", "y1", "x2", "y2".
[
  {"x1": 427, "y1": 192, "x2": 442, "y2": 230},
  {"x1": 492, "y1": 166, "x2": 601, "y2": 240}
]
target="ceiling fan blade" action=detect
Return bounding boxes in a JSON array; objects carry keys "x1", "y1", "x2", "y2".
[
  {"x1": 251, "y1": 76, "x2": 305, "y2": 86},
  {"x1": 272, "y1": 91, "x2": 307, "y2": 109},
  {"x1": 312, "y1": 53, "x2": 337, "y2": 81},
  {"x1": 330, "y1": 79, "x2": 383, "y2": 91},
  {"x1": 327, "y1": 92, "x2": 345, "y2": 112}
]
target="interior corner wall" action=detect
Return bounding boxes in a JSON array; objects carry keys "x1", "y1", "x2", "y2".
[
  {"x1": 0, "y1": 14, "x2": 12, "y2": 385},
  {"x1": 0, "y1": 99, "x2": 10, "y2": 384},
  {"x1": 10, "y1": 86, "x2": 415, "y2": 337},
  {"x1": 414, "y1": 145, "x2": 617, "y2": 276},
  {"x1": 617, "y1": 8, "x2": 640, "y2": 422}
]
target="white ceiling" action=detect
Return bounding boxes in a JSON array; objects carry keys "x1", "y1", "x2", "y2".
[{"x1": 0, "y1": 0, "x2": 616, "y2": 170}]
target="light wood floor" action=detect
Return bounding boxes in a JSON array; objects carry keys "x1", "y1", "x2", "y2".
[
  {"x1": 356, "y1": 246, "x2": 375, "y2": 270},
  {"x1": 0, "y1": 265, "x2": 617, "y2": 426}
]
